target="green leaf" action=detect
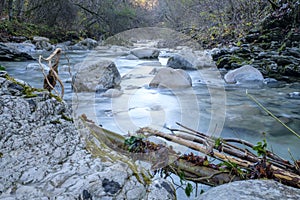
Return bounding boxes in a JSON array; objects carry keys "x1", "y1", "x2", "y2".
[
  {"x1": 214, "y1": 138, "x2": 222, "y2": 148},
  {"x1": 185, "y1": 183, "x2": 193, "y2": 197},
  {"x1": 0, "y1": 65, "x2": 5, "y2": 71},
  {"x1": 253, "y1": 139, "x2": 267, "y2": 157},
  {"x1": 178, "y1": 171, "x2": 186, "y2": 184}
]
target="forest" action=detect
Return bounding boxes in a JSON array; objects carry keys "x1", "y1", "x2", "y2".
[{"x1": 0, "y1": 0, "x2": 299, "y2": 47}]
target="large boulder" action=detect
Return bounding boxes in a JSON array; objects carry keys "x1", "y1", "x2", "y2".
[
  {"x1": 199, "y1": 180, "x2": 300, "y2": 200},
  {"x1": 72, "y1": 60, "x2": 121, "y2": 92},
  {"x1": 131, "y1": 47, "x2": 160, "y2": 59},
  {"x1": 224, "y1": 65, "x2": 264, "y2": 84},
  {"x1": 0, "y1": 43, "x2": 34, "y2": 61},
  {"x1": 149, "y1": 67, "x2": 192, "y2": 88},
  {"x1": 33, "y1": 36, "x2": 53, "y2": 51}
]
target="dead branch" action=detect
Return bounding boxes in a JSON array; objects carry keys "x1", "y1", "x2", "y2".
[
  {"x1": 138, "y1": 127, "x2": 300, "y2": 188},
  {"x1": 39, "y1": 48, "x2": 64, "y2": 98},
  {"x1": 81, "y1": 115, "x2": 300, "y2": 189}
]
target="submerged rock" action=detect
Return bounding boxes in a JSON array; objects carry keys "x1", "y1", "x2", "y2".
[
  {"x1": 72, "y1": 60, "x2": 121, "y2": 92},
  {"x1": 149, "y1": 67, "x2": 192, "y2": 88},
  {"x1": 199, "y1": 180, "x2": 300, "y2": 200}
]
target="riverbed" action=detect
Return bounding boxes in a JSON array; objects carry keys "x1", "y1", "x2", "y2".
[{"x1": 2, "y1": 43, "x2": 300, "y2": 162}]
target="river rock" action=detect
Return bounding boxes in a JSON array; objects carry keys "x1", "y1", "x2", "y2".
[
  {"x1": 72, "y1": 60, "x2": 121, "y2": 92},
  {"x1": 33, "y1": 36, "x2": 50, "y2": 43},
  {"x1": 224, "y1": 65, "x2": 264, "y2": 84},
  {"x1": 124, "y1": 54, "x2": 139, "y2": 60},
  {"x1": 0, "y1": 43, "x2": 34, "y2": 61},
  {"x1": 0, "y1": 73, "x2": 176, "y2": 199},
  {"x1": 131, "y1": 47, "x2": 160, "y2": 59},
  {"x1": 33, "y1": 36, "x2": 53, "y2": 51},
  {"x1": 101, "y1": 88, "x2": 123, "y2": 98},
  {"x1": 166, "y1": 54, "x2": 196, "y2": 70},
  {"x1": 4, "y1": 42, "x2": 36, "y2": 54},
  {"x1": 149, "y1": 67, "x2": 192, "y2": 88},
  {"x1": 76, "y1": 38, "x2": 98, "y2": 50},
  {"x1": 198, "y1": 180, "x2": 300, "y2": 200},
  {"x1": 55, "y1": 41, "x2": 72, "y2": 51}
]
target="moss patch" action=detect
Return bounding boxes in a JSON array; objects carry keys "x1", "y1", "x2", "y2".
[
  {"x1": 0, "y1": 65, "x2": 6, "y2": 71},
  {"x1": 61, "y1": 113, "x2": 73, "y2": 122},
  {"x1": 5, "y1": 74, "x2": 48, "y2": 98}
]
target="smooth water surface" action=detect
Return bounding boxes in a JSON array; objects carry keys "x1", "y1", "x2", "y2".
[{"x1": 2, "y1": 46, "x2": 300, "y2": 162}]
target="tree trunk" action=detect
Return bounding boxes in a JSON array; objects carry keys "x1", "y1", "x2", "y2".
[
  {"x1": 15, "y1": 0, "x2": 25, "y2": 20},
  {"x1": 8, "y1": 0, "x2": 13, "y2": 21},
  {"x1": 0, "y1": 0, "x2": 6, "y2": 17}
]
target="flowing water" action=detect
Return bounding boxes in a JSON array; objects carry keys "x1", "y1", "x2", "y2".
[{"x1": 2, "y1": 44, "x2": 300, "y2": 197}]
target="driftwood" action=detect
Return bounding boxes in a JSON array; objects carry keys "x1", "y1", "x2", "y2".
[
  {"x1": 80, "y1": 115, "x2": 300, "y2": 189},
  {"x1": 38, "y1": 48, "x2": 64, "y2": 98},
  {"x1": 137, "y1": 125, "x2": 300, "y2": 189}
]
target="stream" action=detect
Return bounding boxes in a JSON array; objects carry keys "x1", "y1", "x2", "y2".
[{"x1": 1, "y1": 42, "x2": 300, "y2": 197}]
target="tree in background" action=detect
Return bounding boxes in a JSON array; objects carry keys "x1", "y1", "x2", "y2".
[{"x1": 0, "y1": 0, "x2": 298, "y2": 45}]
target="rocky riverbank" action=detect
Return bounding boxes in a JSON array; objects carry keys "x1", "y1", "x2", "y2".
[
  {"x1": 211, "y1": 3, "x2": 300, "y2": 82},
  {"x1": 0, "y1": 37, "x2": 99, "y2": 61},
  {"x1": 0, "y1": 71, "x2": 176, "y2": 200}
]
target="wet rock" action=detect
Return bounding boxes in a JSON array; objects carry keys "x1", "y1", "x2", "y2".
[
  {"x1": 4, "y1": 42, "x2": 36, "y2": 54},
  {"x1": 263, "y1": 78, "x2": 286, "y2": 88},
  {"x1": 149, "y1": 67, "x2": 192, "y2": 88},
  {"x1": 288, "y1": 92, "x2": 300, "y2": 99},
  {"x1": 198, "y1": 180, "x2": 300, "y2": 200},
  {"x1": 33, "y1": 36, "x2": 50, "y2": 43},
  {"x1": 55, "y1": 41, "x2": 72, "y2": 51},
  {"x1": 101, "y1": 88, "x2": 123, "y2": 98},
  {"x1": 224, "y1": 65, "x2": 264, "y2": 84},
  {"x1": 33, "y1": 36, "x2": 53, "y2": 51},
  {"x1": 166, "y1": 54, "x2": 196, "y2": 70},
  {"x1": 75, "y1": 38, "x2": 98, "y2": 50},
  {"x1": 72, "y1": 60, "x2": 121, "y2": 92},
  {"x1": 131, "y1": 47, "x2": 160, "y2": 59},
  {"x1": 124, "y1": 54, "x2": 139, "y2": 60},
  {"x1": 0, "y1": 43, "x2": 34, "y2": 61}
]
